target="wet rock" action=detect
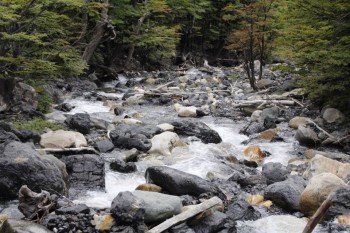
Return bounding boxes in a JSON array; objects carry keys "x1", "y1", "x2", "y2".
[
  {"x1": 0, "y1": 129, "x2": 19, "y2": 145},
  {"x1": 0, "y1": 141, "x2": 68, "y2": 199},
  {"x1": 262, "y1": 162, "x2": 290, "y2": 185},
  {"x1": 111, "y1": 191, "x2": 182, "y2": 224},
  {"x1": 172, "y1": 120, "x2": 222, "y2": 144},
  {"x1": 110, "y1": 160, "x2": 137, "y2": 173},
  {"x1": 237, "y1": 174, "x2": 267, "y2": 187},
  {"x1": 148, "y1": 131, "x2": 185, "y2": 156},
  {"x1": 326, "y1": 186, "x2": 350, "y2": 219},
  {"x1": 295, "y1": 125, "x2": 320, "y2": 146},
  {"x1": 92, "y1": 214, "x2": 116, "y2": 231},
  {"x1": 225, "y1": 199, "x2": 261, "y2": 221},
  {"x1": 190, "y1": 211, "x2": 229, "y2": 233},
  {"x1": 55, "y1": 103, "x2": 74, "y2": 112},
  {"x1": 55, "y1": 204, "x2": 90, "y2": 215},
  {"x1": 300, "y1": 173, "x2": 346, "y2": 217},
  {"x1": 133, "y1": 190, "x2": 182, "y2": 223},
  {"x1": 65, "y1": 113, "x2": 92, "y2": 134},
  {"x1": 146, "y1": 166, "x2": 222, "y2": 197},
  {"x1": 322, "y1": 108, "x2": 345, "y2": 124},
  {"x1": 15, "y1": 129, "x2": 41, "y2": 143},
  {"x1": 243, "y1": 145, "x2": 265, "y2": 165},
  {"x1": 338, "y1": 215, "x2": 350, "y2": 227},
  {"x1": 251, "y1": 110, "x2": 262, "y2": 122},
  {"x1": 135, "y1": 184, "x2": 162, "y2": 192},
  {"x1": 260, "y1": 107, "x2": 279, "y2": 122},
  {"x1": 94, "y1": 139, "x2": 114, "y2": 153},
  {"x1": 109, "y1": 124, "x2": 162, "y2": 152},
  {"x1": 256, "y1": 128, "x2": 279, "y2": 141},
  {"x1": 61, "y1": 154, "x2": 104, "y2": 190},
  {"x1": 0, "y1": 214, "x2": 16, "y2": 233},
  {"x1": 264, "y1": 176, "x2": 306, "y2": 211},
  {"x1": 289, "y1": 116, "x2": 310, "y2": 129},
  {"x1": 157, "y1": 123, "x2": 174, "y2": 132},
  {"x1": 40, "y1": 130, "x2": 87, "y2": 148},
  {"x1": 303, "y1": 154, "x2": 350, "y2": 180},
  {"x1": 239, "y1": 121, "x2": 265, "y2": 136},
  {"x1": 174, "y1": 103, "x2": 197, "y2": 117},
  {"x1": 8, "y1": 219, "x2": 52, "y2": 233}
]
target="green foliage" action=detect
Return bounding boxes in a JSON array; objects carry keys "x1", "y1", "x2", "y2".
[
  {"x1": 227, "y1": 73, "x2": 240, "y2": 80},
  {"x1": 14, "y1": 118, "x2": 64, "y2": 133},
  {"x1": 37, "y1": 92, "x2": 53, "y2": 114},
  {"x1": 271, "y1": 64, "x2": 295, "y2": 73},
  {"x1": 274, "y1": 0, "x2": 350, "y2": 109},
  {"x1": 0, "y1": 0, "x2": 88, "y2": 78}
]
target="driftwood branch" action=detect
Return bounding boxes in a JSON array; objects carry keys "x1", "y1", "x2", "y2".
[
  {"x1": 232, "y1": 99, "x2": 295, "y2": 108},
  {"x1": 306, "y1": 119, "x2": 335, "y2": 139},
  {"x1": 302, "y1": 193, "x2": 334, "y2": 233},
  {"x1": 147, "y1": 197, "x2": 223, "y2": 233}
]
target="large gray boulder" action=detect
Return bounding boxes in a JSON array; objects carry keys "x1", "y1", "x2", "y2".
[
  {"x1": 171, "y1": 120, "x2": 222, "y2": 144},
  {"x1": 110, "y1": 191, "x2": 182, "y2": 224},
  {"x1": 264, "y1": 176, "x2": 306, "y2": 211},
  {"x1": 146, "y1": 166, "x2": 222, "y2": 197},
  {"x1": 133, "y1": 191, "x2": 182, "y2": 223},
  {"x1": 262, "y1": 162, "x2": 290, "y2": 185},
  {"x1": 322, "y1": 108, "x2": 345, "y2": 124},
  {"x1": 40, "y1": 130, "x2": 87, "y2": 149},
  {"x1": 109, "y1": 124, "x2": 163, "y2": 152},
  {"x1": 65, "y1": 113, "x2": 92, "y2": 134},
  {"x1": 60, "y1": 154, "x2": 104, "y2": 191},
  {"x1": 0, "y1": 141, "x2": 68, "y2": 199},
  {"x1": 295, "y1": 125, "x2": 320, "y2": 146}
]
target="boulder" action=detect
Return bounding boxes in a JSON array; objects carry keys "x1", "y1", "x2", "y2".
[
  {"x1": 190, "y1": 212, "x2": 230, "y2": 233},
  {"x1": 243, "y1": 145, "x2": 265, "y2": 165},
  {"x1": 299, "y1": 173, "x2": 346, "y2": 216},
  {"x1": 260, "y1": 107, "x2": 279, "y2": 122},
  {"x1": 289, "y1": 117, "x2": 310, "y2": 129},
  {"x1": 174, "y1": 103, "x2": 197, "y2": 117},
  {"x1": 304, "y1": 149, "x2": 350, "y2": 163},
  {"x1": 8, "y1": 219, "x2": 53, "y2": 233},
  {"x1": 93, "y1": 139, "x2": 114, "y2": 153},
  {"x1": 0, "y1": 141, "x2": 68, "y2": 199},
  {"x1": 15, "y1": 129, "x2": 41, "y2": 143},
  {"x1": 0, "y1": 129, "x2": 19, "y2": 146},
  {"x1": 322, "y1": 108, "x2": 345, "y2": 124},
  {"x1": 172, "y1": 120, "x2": 222, "y2": 144},
  {"x1": 55, "y1": 103, "x2": 74, "y2": 112},
  {"x1": 110, "y1": 160, "x2": 137, "y2": 173},
  {"x1": 303, "y1": 154, "x2": 350, "y2": 180},
  {"x1": 295, "y1": 125, "x2": 320, "y2": 146},
  {"x1": 135, "y1": 184, "x2": 162, "y2": 192},
  {"x1": 326, "y1": 186, "x2": 350, "y2": 219},
  {"x1": 157, "y1": 123, "x2": 174, "y2": 132},
  {"x1": 262, "y1": 162, "x2": 290, "y2": 185},
  {"x1": 40, "y1": 130, "x2": 87, "y2": 148},
  {"x1": 109, "y1": 124, "x2": 162, "y2": 152},
  {"x1": 225, "y1": 199, "x2": 261, "y2": 221},
  {"x1": 257, "y1": 128, "x2": 279, "y2": 141},
  {"x1": 13, "y1": 82, "x2": 38, "y2": 108},
  {"x1": 133, "y1": 190, "x2": 182, "y2": 223},
  {"x1": 110, "y1": 191, "x2": 182, "y2": 224},
  {"x1": 146, "y1": 166, "x2": 221, "y2": 196},
  {"x1": 256, "y1": 79, "x2": 274, "y2": 89},
  {"x1": 55, "y1": 204, "x2": 90, "y2": 215},
  {"x1": 264, "y1": 176, "x2": 306, "y2": 211},
  {"x1": 251, "y1": 110, "x2": 262, "y2": 122},
  {"x1": 240, "y1": 121, "x2": 265, "y2": 135},
  {"x1": 60, "y1": 154, "x2": 104, "y2": 190},
  {"x1": 65, "y1": 113, "x2": 92, "y2": 134},
  {"x1": 148, "y1": 132, "x2": 186, "y2": 156}
]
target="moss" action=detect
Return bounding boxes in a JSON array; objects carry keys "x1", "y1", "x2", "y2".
[
  {"x1": 228, "y1": 73, "x2": 240, "y2": 80},
  {"x1": 271, "y1": 64, "x2": 295, "y2": 73},
  {"x1": 14, "y1": 118, "x2": 64, "y2": 134}
]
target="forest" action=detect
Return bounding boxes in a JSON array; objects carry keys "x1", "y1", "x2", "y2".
[{"x1": 0, "y1": 0, "x2": 349, "y2": 107}]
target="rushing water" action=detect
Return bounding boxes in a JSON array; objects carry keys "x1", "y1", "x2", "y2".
[{"x1": 62, "y1": 77, "x2": 329, "y2": 232}]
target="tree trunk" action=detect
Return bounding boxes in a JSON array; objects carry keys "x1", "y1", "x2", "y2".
[
  {"x1": 125, "y1": 5, "x2": 151, "y2": 67},
  {"x1": 82, "y1": 0, "x2": 109, "y2": 64}
]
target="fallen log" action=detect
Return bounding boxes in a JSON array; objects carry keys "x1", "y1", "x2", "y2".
[
  {"x1": 232, "y1": 99, "x2": 295, "y2": 108},
  {"x1": 147, "y1": 197, "x2": 223, "y2": 233}
]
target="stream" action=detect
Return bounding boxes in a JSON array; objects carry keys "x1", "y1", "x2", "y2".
[{"x1": 57, "y1": 71, "x2": 332, "y2": 233}]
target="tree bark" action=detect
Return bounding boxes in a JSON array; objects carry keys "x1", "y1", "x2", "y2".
[{"x1": 82, "y1": 0, "x2": 109, "y2": 64}]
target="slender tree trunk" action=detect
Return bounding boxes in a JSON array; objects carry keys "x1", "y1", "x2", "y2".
[
  {"x1": 248, "y1": 16, "x2": 257, "y2": 90},
  {"x1": 259, "y1": 35, "x2": 264, "y2": 79},
  {"x1": 82, "y1": 0, "x2": 109, "y2": 64},
  {"x1": 125, "y1": 2, "x2": 151, "y2": 67}
]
